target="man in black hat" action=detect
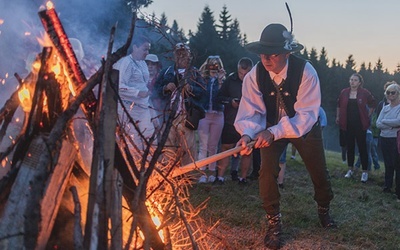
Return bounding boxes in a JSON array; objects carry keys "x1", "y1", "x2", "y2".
[{"x1": 234, "y1": 23, "x2": 336, "y2": 249}]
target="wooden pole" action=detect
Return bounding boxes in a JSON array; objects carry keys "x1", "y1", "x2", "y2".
[{"x1": 171, "y1": 141, "x2": 255, "y2": 177}]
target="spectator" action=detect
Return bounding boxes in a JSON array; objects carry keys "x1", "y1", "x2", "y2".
[
  {"x1": 376, "y1": 83, "x2": 400, "y2": 201},
  {"x1": 145, "y1": 53, "x2": 162, "y2": 93},
  {"x1": 234, "y1": 23, "x2": 336, "y2": 249},
  {"x1": 113, "y1": 35, "x2": 155, "y2": 155},
  {"x1": 217, "y1": 57, "x2": 254, "y2": 184},
  {"x1": 336, "y1": 73, "x2": 376, "y2": 182},
  {"x1": 197, "y1": 55, "x2": 226, "y2": 184},
  {"x1": 156, "y1": 43, "x2": 206, "y2": 166},
  {"x1": 145, "y1": 54, "x2": 163, "y2": 127}
]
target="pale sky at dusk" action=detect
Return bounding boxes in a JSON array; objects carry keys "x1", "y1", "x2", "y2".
[{"x1": 143, "y1": 0, "x2": 400, "y2": 73}]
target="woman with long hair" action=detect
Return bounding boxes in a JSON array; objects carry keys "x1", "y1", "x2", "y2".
[
  {"x1": 336, "y1": 73, "x2": 376, "y2": 182},
  {"x1": 197, "y1": 55, "x2": 226, "y2": 183}
]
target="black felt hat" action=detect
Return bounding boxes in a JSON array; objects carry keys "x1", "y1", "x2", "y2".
[{"x1": 245, "y1": 23, "x2": 303, "y2": 55}]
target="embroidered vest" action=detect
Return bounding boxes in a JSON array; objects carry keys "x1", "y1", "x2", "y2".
[{"x1": 256, "y1": 55, "x2": 307, "y2": 127}]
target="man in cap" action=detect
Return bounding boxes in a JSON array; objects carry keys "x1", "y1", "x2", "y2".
[{"x1": 234, "y1": 23, "x2": 336, "y2": 249}]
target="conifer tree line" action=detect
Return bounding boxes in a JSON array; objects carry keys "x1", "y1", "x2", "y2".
[{"x1": 101, "y1": 2, "x2": 400, "y2": 151}]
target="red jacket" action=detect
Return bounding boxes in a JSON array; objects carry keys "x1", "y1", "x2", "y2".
[{"x1": 337, "y1": 87, "x2": 376, "y2": 131}]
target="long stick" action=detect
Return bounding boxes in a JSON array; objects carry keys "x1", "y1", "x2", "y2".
[{"x1": 171, "y1": 141, "x2": 255, "y2": 177}]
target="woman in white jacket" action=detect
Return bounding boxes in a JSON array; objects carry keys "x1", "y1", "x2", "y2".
[{"x1": 376, "y1": 82, "x2": 400, "y2": 201}]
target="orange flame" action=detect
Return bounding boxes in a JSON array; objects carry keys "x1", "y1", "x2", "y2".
[
  {"x1": 0, "y1": 19, "x2": 4, "y2": 25},
  {"x1": 18, "y1": 85, "x2": 32, "y2": 112},
  {"x1": 46, "y1": 1, "x2": 54, "y2": 10}
]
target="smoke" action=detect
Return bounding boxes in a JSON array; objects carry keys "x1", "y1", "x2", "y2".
[{"x1": 0, "y1": 0, "x2": 147, "y2": 106}]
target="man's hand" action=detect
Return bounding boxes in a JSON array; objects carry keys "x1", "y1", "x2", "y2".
[
  {"x1": 164, "y1": 82, "x2": 176, "y2": 93},
  {"x1": 254, "y1": 129, "x2": 274, "y2": 148},
  {"x1": 235, "y1": 135, "x2": 253, "y2": 156}
]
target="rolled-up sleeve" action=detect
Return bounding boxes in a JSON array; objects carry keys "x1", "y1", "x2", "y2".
[{"x1": 234, "y1": 67, "x2": 266, "y2": 139}]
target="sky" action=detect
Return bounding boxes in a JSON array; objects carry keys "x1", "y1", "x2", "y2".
[{"x1": 142, "y1": 0, "x2": 400, "y2": 73}]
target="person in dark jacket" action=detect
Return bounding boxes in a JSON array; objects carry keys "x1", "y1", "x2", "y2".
[
  {"x1": 217, "y1": 57, "x2": 253, "y2": 184},
  {"x1": 155, "y1": 43, "x2": 206, "y2": 166}
]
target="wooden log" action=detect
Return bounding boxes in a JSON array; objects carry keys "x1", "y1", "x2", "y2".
[
  {"x1": 171, "y1": 141, "x2": 256, "y2": 177},
  {"x1": 38, "y1": 5, "x2": 97, "y2": 120},
  {"x1": 0, "y1": 136, "x2": 77, "y2": 250}
]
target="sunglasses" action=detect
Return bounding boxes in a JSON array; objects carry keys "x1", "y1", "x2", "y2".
[{"x1": 386, "y1": 90, "x2": 397, "y2": 95}]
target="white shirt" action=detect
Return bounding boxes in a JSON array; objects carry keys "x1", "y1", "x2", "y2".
[
  {"x1": 234, "y1": 61, "x2": 320, "y2": 140},
  {"x1": 113, "y1": 55, "x2": 150, "y2": 106}
]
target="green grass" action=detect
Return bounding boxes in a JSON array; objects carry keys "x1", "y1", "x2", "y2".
[{"x1": 189, "y1": 150, "x2": 400, "y2": 249}]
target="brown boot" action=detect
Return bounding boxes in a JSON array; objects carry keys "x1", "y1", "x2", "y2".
[
  {"x1": 318, "y1": 205, "x2": 337, "y2": 229},
  {"x1": 264, "y1": 213, "x2": 282, "y2": 249}
]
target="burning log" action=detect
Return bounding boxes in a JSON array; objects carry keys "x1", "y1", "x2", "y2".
[{"x1": 38, "y1": 2, "x2": 97, "y2": 120}]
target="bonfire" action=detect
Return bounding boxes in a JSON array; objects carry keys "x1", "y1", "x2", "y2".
[{"x1": 0, "y1": 2, "x2": 224, "y2": 249}]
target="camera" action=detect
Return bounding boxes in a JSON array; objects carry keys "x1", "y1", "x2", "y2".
[{"x1": 207, "y1": 63, "x2": 220, "y2": 70}]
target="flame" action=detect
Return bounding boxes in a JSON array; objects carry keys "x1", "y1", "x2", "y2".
[
  {"x1": 37, "y1": 32, "x2": 53, "y2": 47},
  {"x1": 46, "y1": 1, "x2": 54, "y2": 10},
  {"x1": 145, "y1": 200, "x2": 164, "y2": 242},
  {"x1": 18, "y1": 85, "x2": 32, "y2": 112},
  {"x1": 0, "y1": 19, "x2": 4, "y2": 25},
  {"x1": 52, "y1": 62, "x2": 61, "y2": 76},
  {"x1": 25, "y1": 32, "x2": 31, "y2": 36},
  {"x1": 32, "y1": 61, "x2": 41, "y2": 71},
  {"x1": 1, "y1": 158, "x2": 7, "y2": 168}
]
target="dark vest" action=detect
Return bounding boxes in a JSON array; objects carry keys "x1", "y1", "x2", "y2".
[{"x1": 256, "y1": 55, "x2": 307, "y2": 127}]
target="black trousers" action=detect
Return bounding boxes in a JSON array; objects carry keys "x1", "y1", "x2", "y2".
[{"x1": 259, "y1": 124, "x2": 334, "y2": 215}]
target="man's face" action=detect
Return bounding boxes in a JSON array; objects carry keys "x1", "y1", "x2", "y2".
[
  {"x1": 260, "y1": 53, "x2": 289, "y2": 74},
  {"x1": 174, "y1": 49, "x2": 191, "y2": 68},
  {"x1": 238, "y1": 67, "x2": 251, "y2": 81},
  {"x1": 132, "y1": 42, "x2": 150, "y2": 60}
]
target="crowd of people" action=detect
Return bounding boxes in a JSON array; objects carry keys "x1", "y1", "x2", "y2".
[{"x1": 112, "y1": 22, "x2": 400, "y2": 249}]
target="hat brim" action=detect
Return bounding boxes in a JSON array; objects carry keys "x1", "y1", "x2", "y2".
[{"x1": 245, "y1": 41, "x2": 304, "y2": 55}]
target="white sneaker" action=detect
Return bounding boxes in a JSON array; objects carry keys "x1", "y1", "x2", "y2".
[
  {"x1": 291, "y1": 155, "x2": 296, "y2": 160},
  {"x1": 208, "y1": 175, "x2": 216, "y2": 183},
  {"x1": 344, "y1": 170, "x2": 353, "y2": 178},
  {"x1": 361, "y1": 172, "x2": 368, "y2": 183},
  {"x1": 198, "y1": 175, "x2": 207, "y2": 183}
]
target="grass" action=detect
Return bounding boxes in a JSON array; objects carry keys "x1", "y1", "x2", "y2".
[{"x1": 188, "y1": 150, "x2": 400, "y2": 249}]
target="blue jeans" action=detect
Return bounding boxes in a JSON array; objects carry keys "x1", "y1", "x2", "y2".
[{"x1": 371, "y1": 137, "x2": 381, "y2": 169}]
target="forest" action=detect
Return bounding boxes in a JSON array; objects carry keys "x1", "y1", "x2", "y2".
[{"x1": 1, "y1": 0, "x2": 400, "y2": 152}]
